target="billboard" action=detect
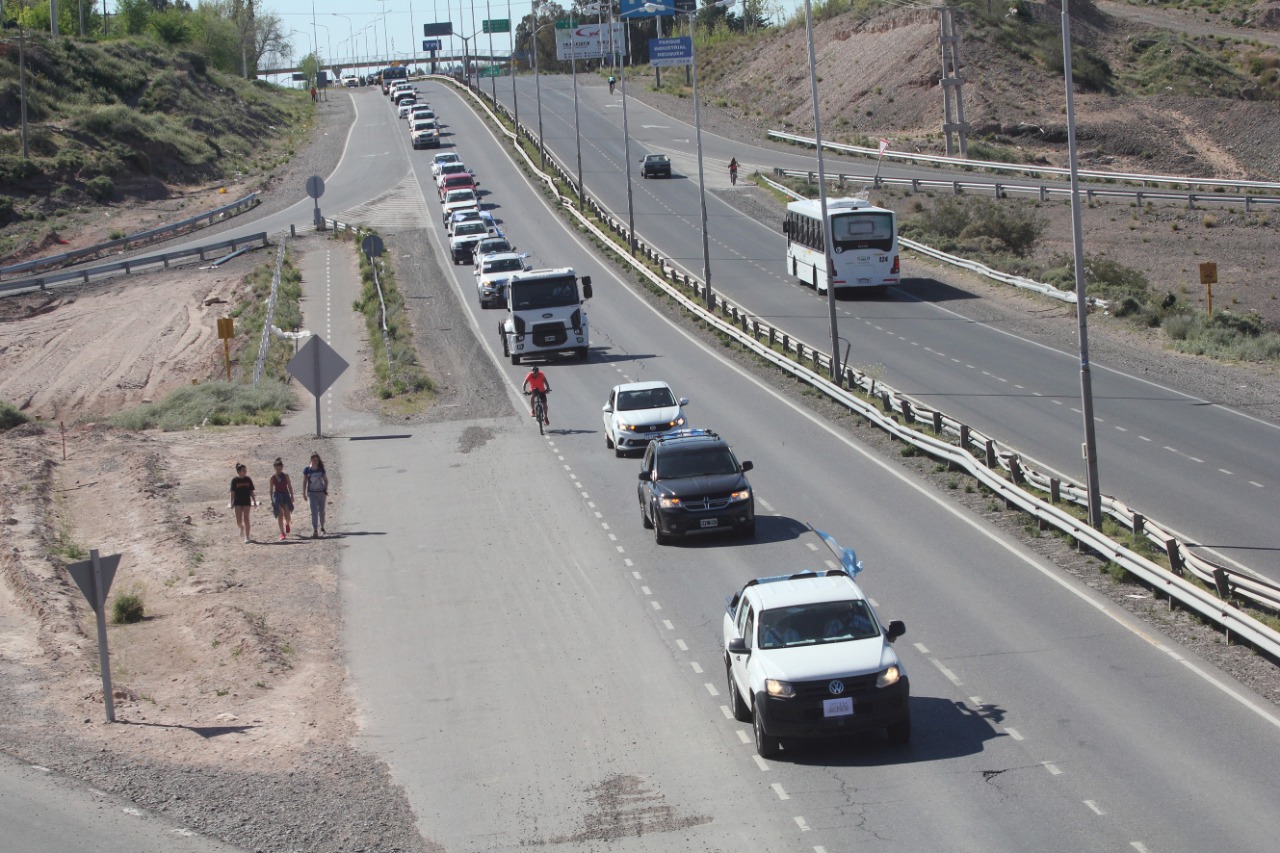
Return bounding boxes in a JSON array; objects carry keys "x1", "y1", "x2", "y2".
[
  {"x1": 648, "y1": 37, "x2": 692, "y2": 67},
  {"x1": 555, "y1": 22, "x2": 626, "y2": 61},
  {"x1": 620, "y1": 0, "x2": 694, "y2": 16},
  {"x1": 423, "y1": 22, "x2": 453, "y2": 37}
]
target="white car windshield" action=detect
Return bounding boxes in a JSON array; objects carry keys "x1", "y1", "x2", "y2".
[
  {"x1": 617, "y1": 387, "x2": 676, "y2": 411},
  {"x1": 484, "y1": 257, "x2": 524, "y2": 273},
  {"x1": 455, "y1": 223, "x2": 487, "y2": 236},
  {"x1": 446, "y1": 190, "x2": 476, "y2": 203},
  {"x1": 758, "y1": 601, "x2": 879, "y2": 649}
]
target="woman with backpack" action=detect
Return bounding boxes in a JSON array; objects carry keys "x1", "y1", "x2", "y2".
[{"x1": 302, "y1": 453, "x2": 329, "y2": 538}]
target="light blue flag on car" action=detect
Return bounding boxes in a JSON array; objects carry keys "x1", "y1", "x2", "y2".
[{"x1": 811, "y1": 527, "x2": 863, "y2": 578}]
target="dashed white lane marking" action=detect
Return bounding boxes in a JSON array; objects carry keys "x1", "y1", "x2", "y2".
[
  {"x1": 616, "y1": 545, "x2": 625, "y2": 553},
  {"x1": 663, "y1": 620, "x2": 674, "y2": 630},
  {"x1": 805, "y1": 542, "x2": 818, "y2": 551},
  {"x1": 758, "y1": 498, "x2": 775, "y2": 512},
  {"x1": 771, "y1": 782, "x2": 790, "y2": 800},
  {"x1": 914, "y1": 643, "x2": 930, "y2": 654},
  {"x1": 704, "y1": 683, "x2": 718, "y2": 696},
  {"x1": 601, "y1": 522, "x2": 611, "y2": 530},
  {"x1": 593, "y1": 511, "x2": 602, "y2": 518},
  {"x1": 824, "y1": 559, "x2": 838, "y2": 570},
  {"x1": 624, "y1": 559, "x2": 634, "y2": 568},
  {"x1": 795, "y1": 816, "x2": 811, "y2": 831},
  {"x1": 691, "y1": 661, "x2": 703, "y2": 674},
  {"x1": 1250, "y1": 481, "x2": 1265, "y2": 488},
  {"x1": 1131, "y1": 843, "x2": 1151, "y2": 852},
  {"x1": 930, "y1": 658, "x2": 963, "y2": 686},
  {"x1": 650, "y1": 601, "x2": 661, "y2": 610},
  {"x1": 753, "y1": 755, "x2": 769, "y2": 771},
  {"x1": 581, "y1": 491, "x2": 590, "y2": 498},
  {"x1": 1139, "y1": 435, "x2": 1151, "y2": 442},
  {"x1": 1219, "y1": 468, "x2": 1232, "y2": 475},
  {"x1": 815, "y1": 847, "x2": 829, "y2": 853},
  {"x1": 123, "y1": 807, "x2": 142, "y2": 816},
  {"x1": 1084, "y1": 800, "x2": 1105, "y2": 816},
  {"x1": 719, "y1": 705, "x2": 732, "y2": 719},
  {"x1": 641, "y1": 586, "x2": 651, "y2": 595},
  {"x1": 737, "y1": 728, "x2": 751, "y2": 744},
  {"x1": 1004, "y1": 727, "x2": 1024, "y2": 741},
  {"x1": 607, "y1": 533, "x2": 617, "y2": 542},
  {"x1": 1043, "y1": 761, "x2": 1062, "y2": 776}
]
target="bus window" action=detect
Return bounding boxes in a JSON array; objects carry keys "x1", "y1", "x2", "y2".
[{"x1": 832, "y1": 212, "x2": 894, "y2": 252}]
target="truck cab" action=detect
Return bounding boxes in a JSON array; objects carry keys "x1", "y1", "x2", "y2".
[{"x1": 498, "y1": 268, "x2": 592, "y2": 364}]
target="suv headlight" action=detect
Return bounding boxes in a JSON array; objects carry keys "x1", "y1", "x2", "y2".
[
  {"x1": 876, "y1": 665, "x2": 901, "y2": 688},
  {"x1": 729, "y1": 488, "x2": 750, "y2": 502},
  {"x1": 658, "y1": 495, "x2": 681, "y2": 509},
  {"x1": 765, "y1": 679, "x2": 795, "y2": 698}
]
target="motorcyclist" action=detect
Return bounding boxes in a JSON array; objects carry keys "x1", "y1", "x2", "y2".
[
  {"x1": 522, "y1": 365, "x2": 551, "y2": 425},
  {"x1": 728, "y1": 157, "x2": 738, "y2": 184}
]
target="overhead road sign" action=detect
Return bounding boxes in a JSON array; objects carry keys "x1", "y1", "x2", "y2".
[
  {"x1": 649, "y1": 36, "x2": 692, "y2": 67},
  {"x1": 483, "y1": 19, "x2": 510, "y2": 34},
  {"x1": 424, "y1": 22, "x2": 453, "y2": 37}
]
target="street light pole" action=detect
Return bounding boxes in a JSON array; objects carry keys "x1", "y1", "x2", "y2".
[
  {"x1": 589, "y1": 1, "x2": 635, "y2": 253},
  {"x1": 644, "y1": 0, "x2": 735, "y2": 311},
  {"x1": 1061, "y1": 1, "x2": 1103, "y2": 528},
  {"x1": 533, "y1": 0, "x2": 546, "y2": 167},
  {"x1": 801, "y1": 0, "x2": 840, "y2": 381}
]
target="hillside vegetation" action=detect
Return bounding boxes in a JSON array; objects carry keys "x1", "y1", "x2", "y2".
[
  {"x1": 691, "y1": 0, "x2": 1280, "y2": 180},
  {"x1": 0, "y1": 32, "x2": 308, "y2": 254}
]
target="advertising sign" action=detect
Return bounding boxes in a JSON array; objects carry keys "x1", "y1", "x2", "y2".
[
  {"x1": 555, "y1": 22, "x2": 626, "y2": 61},
  {"x1": 648, "y1": 36, "x2": 692, "y2": 67},
  {"x1": 423, "y1": 22, "x2": 453, "y2": 37},
  {"x1": 423, "y1": 39, "x2": 442, "y2": 51}
]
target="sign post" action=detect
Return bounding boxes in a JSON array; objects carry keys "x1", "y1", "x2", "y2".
[
  {"x1": 216, "y1": 316, "x2": 235, "y2": 380},
  {"x1": 65, "y1": 550, "x2": 121, "y2": 723},
  {"x1": 287, "y1": 336, "x2": 350, "y2": 438},
  {"x1": 1199, "y1": 261, "x2": 1217, "y2": 316},
  {"x1": 305, "y1": 174, "x2": 325, "y2": 231}
]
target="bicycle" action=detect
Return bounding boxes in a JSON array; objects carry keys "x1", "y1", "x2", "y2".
[{"x1": 526, "y1": 389, "x2": 549, "y2": 435}]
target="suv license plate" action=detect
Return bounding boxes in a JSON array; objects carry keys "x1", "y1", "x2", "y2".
[
  {"x1": 823, "y1": 697, "x2": 854, "y2": 717},
  {"x1": 700, "y1": 518, "x2": 719, "y2": 528}
]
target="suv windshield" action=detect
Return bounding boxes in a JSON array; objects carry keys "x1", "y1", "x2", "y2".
[
  {"x1": 656, "y1": 447, "x2": 737, "y2": 479},
  {"x1": 446, "y1": 190, "x2": 476, "y2": 204},
  {"x1": 484, "y1": 257, "x2": 524, "y2": 273},
  {"x1": 758, "y1": 601, "x2": 879, "y2": 649},
  {"x1": 455, "y1": 222, "x2": 487, "y2": 236},
  {"x1": 618, "y1": 387, "x2": 676, "y2": 411}
]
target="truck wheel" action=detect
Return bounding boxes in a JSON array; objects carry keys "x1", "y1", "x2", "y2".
[
  {"x1": 753, "y1": 700, "x2": 780, "y2": 758},
  {"x1": 510, "y1": 353, "x2": 520, "y2": 366},
  {"x1": 726, "y1": 660, "x2": 750, "y2": 723},
  {"x1": 575, "y1": 347, "x2": 588, "y2": 361}
]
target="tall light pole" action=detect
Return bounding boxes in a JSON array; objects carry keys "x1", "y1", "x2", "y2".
[
  {"x1": 644, "y1": 0, "x2": 735, "y2": 311},
  {"x1": 332, "y1": 14, "x2": 354, "y2": 71},
  {"x1": 532, "y1": 0, "x2": 546, "y2": 167},
  {"x1": 799, "y1": 0, "x2": 840, "y2": 381},
  {"x1": 570, "y1": 12, "x2": 584, "y2": 211},
  {"x1": 588, "y1": 0, "x2": 635, "y2": 253},
  {"x1": 1060, "y1": 1, "x2": 1103, "y2": 528},
  {"x1": 509, "y1": 0, "x2": 519, "y2": 132}
]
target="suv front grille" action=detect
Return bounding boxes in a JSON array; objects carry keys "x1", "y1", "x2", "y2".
[{"x1": 682, "y1": 494, "x2": 733, "y2": 512}]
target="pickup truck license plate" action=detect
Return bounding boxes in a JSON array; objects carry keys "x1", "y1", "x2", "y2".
[
  {"x1": 823, "y1": 697, "x2": 854, "y2": 717},
  {"x1": 700, "y1": 518, "x2": 719, "y2": 528}
]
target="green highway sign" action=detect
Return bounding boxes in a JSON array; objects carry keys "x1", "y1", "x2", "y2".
[
  {"x1": 480, "y1": 65, "x2": 503, "y2": 77},
  {"x1": 483, "y1": 19, "x2": 511, "y2": 34},
  {"x1": 555, "y1": 18, "x2": 577, "y2": 29}
]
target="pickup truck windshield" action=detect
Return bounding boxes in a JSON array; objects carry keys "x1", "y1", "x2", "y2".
[
  {"x1": 485, "y1": 257, "x2": 524, "y2": 273},
  {"x1": 758, "y1": 601, "x2": 879, "y2": 649}
]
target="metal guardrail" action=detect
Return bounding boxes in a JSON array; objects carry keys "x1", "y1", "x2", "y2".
[
  {"x1": 454, "y1": 80, "x2": 1280, "y2": 657},
  {"x1": 767, "y1": 129, "x2": 1280, "y2": 194},
  {"x1": 0, "y1": 232, "x2": 271, "y2": 295},
  {"x1": 770, "y1": 166, "x2": 1280, "y2": 212},
  {"x1": 0, "y1": 192, "x2": 260, "y2": 278}
]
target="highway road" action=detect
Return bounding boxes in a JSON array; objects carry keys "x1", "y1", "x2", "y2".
[
  {"x1": 475, "y1": 72, "x2": 1280, "y2": 584},
  {"x1": 321, "y1": 82, "x2": 1280, "y2": 851}
]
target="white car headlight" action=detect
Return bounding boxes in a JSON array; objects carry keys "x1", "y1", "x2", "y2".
[
  {"x1": 876, "y1": 665, "x2": 901, "y2": 688},
  {"x1": 765, "y1": 679, "x2": 795, "y2": 698}
]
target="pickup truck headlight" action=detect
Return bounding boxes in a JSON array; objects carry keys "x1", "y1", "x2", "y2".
[
  {"x1": 876, "y1": 665, "x2": 901, "y2": 688},
  {"x1": 765, "y1": 679, "x2": 795, "y2": 698}
]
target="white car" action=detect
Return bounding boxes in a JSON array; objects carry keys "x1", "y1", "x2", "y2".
[
  {"x1": 434, "y1": 161, "x2": 472, "y2": 187},
  {"x1": 602, "y1": 381, "x2": 688, "y2": 456},
  {"x1": 723, "y1": 567, "x2": 910, "y2": 758},
  {"x1": 410, "y1": 105, "x2": 435, "y2": 123},
  {"x1": 474, "y1": 251, "x2": 529, "y2": 308},
  {"x1": 431, "y1": 152, "x2": 462, "y2": 176},
  {"x1": 341, "y1": 75, "x2": 359, "y2": 88},
  {"x1": 450, "y1": 220, "x2": 497, "y2": 265},
  {"x1": 397, "y1": 99, "x2": 416, "y2": 118},
  {"x1": 410, "y1": 118, "x2": 440, "y2": 149},
  {"x1": 446, "y1": 208, "x2": 495, "y2": 235},
  {"x1": 441, "y1": 188, "x2": 480, "y2": 225}
]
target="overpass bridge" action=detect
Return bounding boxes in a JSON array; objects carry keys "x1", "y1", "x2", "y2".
[{"x1": 261, "y1": 52, "x2": 513, "y2": 81}]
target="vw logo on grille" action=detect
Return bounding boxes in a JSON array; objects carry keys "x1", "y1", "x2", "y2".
[{"x1": 828, "y1": 680, "x2": 845, "y2": 695}]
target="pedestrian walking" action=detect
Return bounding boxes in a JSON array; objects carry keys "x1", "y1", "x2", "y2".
[
  {"x1": 310, "y1": 86, "x2": 317, "y2": 103},
  {"x1": 302, "y1": 453, "x2": 329, "y2": 538},
  {"x1": 230, "y1": 463, "x2": 257, "y2": 544},
  {"x1": 269, "y1": 458, "x2": 295, "y2": 540}
]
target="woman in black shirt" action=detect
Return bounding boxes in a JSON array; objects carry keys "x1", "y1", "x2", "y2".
[{"x1": 230, "y1": 463, "x2": 256, "y2": 544}]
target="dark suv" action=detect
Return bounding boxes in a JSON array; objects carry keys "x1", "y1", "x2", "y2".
[
  {"x1": 637, "y1": 429, "x2": 754, "y2": 544},
  {"x1": 641, "y1": 153, "x2": 671, "y2": 178}
]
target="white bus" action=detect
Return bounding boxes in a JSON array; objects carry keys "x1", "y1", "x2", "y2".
[{"x1": 783, "y1": 197, "x2": 899, "y2": 295}]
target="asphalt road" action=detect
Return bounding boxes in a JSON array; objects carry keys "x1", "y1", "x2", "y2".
[
  {"x1": 322, "y1": 83, "x2": 1280, "y2": 852},
  {"x1": 480, "y1": 72, "x2": 1280, "y2": 584}
]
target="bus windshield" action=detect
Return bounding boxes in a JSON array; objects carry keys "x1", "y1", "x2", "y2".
[{"x1": 831, "y1": 211, "x2": 894, "y2": 252}]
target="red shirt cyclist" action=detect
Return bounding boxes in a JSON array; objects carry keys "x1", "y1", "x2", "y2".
[{"x1": 522, "y1": 365, "x2": 551, "y2": 425}]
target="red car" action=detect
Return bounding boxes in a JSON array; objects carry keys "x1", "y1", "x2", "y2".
[{"x1": 438, "y1": 173, "x2": 479, "y2": 201}]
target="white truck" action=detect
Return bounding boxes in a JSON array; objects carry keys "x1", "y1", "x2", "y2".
[{"x1": 498, "y1": 268, "x2": 592, "y2": 364}]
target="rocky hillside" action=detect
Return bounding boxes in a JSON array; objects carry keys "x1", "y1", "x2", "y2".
[{"x1": 698, "y1": 1, "x2": 1280, "y2": 180}]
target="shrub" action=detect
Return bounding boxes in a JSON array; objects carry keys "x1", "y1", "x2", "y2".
[
  {"x1": 86, "y1": 175, "x2": 114, "y2": 201},
  {"x1": 112, "y1": 591, "x2": 145, "y2": 624},
  {"x1": 0, "y1": 400, "x2": 29, "y2": 431},
  {"x1": 110, "y1": 380, "x2": 293, "y2": 430}
]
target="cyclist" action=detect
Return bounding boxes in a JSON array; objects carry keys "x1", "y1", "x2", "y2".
[
  {"x1": 728, "y1": 157, "x2": 738, "y2": 185},
  {"x1": 608, "y1": 75, "x2": 616, "y2": 95},
  {"x1": 522, "y1": 365, "x2": 551, "y2": 426}
]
